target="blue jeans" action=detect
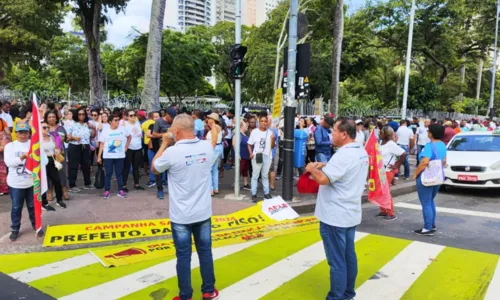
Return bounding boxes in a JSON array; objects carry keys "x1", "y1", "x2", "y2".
[
  {"x1": 210, "y1": 144, "x2": 223, "y2": 191},
  {"x1": 320, "y1": 222, "x2": 357, "y2": 300},
  {"x1": 416, "y1": 177, "x2": 439, "y2": 231},
  {"x1": 251, "y1": 154, "x2": 271, "y2": 195},
  {"x1": 147, "y1": 150, "x2": 166, "y2": 183},
  {"x1": 171, "y1": 218, "x2": 215, "y2": 300},
  {"x1": 398, "y1": 144, "x2": 410, "y2": 178},
  {"x1": 417, "y1": 145, "x2": 425, "y2": 165},
  {"x1": 10, "y1": 187, "x2": 35, "y2": 232},
  {"x1": 316, "y1": 152, "x2": 331, "y2": 163},
  {"x1": 103, "y1": 158, "x2": 124, "y2": 192}
]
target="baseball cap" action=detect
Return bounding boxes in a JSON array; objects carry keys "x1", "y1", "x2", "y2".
[
  {"x1": 355, "y1": 119, "x2": 363, "y2": 125},
  {"x1": 16, "y1": 122, "x2": 30, "y2": 132},
  {"x1": 137, "y1": 110, "x2": 147, "y2": 118},
  {"x1": 166, "y1": 107, "x2": 177, "y2": 118}
]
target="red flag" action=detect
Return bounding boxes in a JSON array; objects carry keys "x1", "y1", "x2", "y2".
[
  {"x1": 364, "y1": 130, "x2": 392, "y2": 209},
  {"x1": 25, "y1": 94, "x2": 48, "y2": 234}
]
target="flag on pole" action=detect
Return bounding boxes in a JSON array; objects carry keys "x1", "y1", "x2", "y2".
[
  {"x1": 25, "y1": 94, "x2": 48, "y2": 234},
  {"x1": 364, "y1": 130, "x2": 392, "y2": 209}
]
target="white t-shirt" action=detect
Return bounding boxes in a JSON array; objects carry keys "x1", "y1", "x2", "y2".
[
  {"x1": 355, "y1": 131, "x2": 365, "y2": 146},
  {"x1": 417, "y1": 126, "x2": 429, "y2": 146},
  {"x1": 4, "y1": 140, "x2": 32, "y2": 189},
  {"x1": 125, "y1": 121, "x2": 143, "y2": 150},
  {"x1": 98, "y1": 127, "x2": 129, "y2": 159},
  {"x1": 0, "y1": 111, "x2": 13, "y2": 127},
  {"x1": 396, "y1": 126, "x2": 414, "y2": 146},
  {"x1": 248, "y1": 128, "x2": 273, "y2": 157},
  {"x1": 380, "y1": 140, "x2": 405, "y2": 167},
  {"x1": 222, "y1": 115, "x2": 233, "y2": 139}
]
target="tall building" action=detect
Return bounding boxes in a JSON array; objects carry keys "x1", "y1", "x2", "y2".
[
  {"x1": 216, "y1": 0, "x2": 236, "y2": 22},
  {"x1": 255, "y1": 0, "x2": 280, "y2": 26},
  {"x1": 242, "y1": 0, "x2": 257, "y2": 26},
  {"x1": 177, "y1": 0, "x2": 213, "y2": 32}
]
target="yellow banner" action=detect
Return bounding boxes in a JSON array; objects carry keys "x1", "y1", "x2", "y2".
[
  {"x1": 43, "y1": 205, "x2": 274, "y2": 247},
  {"x1": 272, "y1": 88, "x2": 283, "y2": 119},
  {"x1": 91, "y1": 216, "x2": 319, "y2": 267}
]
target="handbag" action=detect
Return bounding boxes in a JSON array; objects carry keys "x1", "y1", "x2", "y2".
[
  {"x1": 53, "y1": 157, "x2": 63, "y2": 171},
  {"x1": 94, "y1": 164, "x2": 105, "y2": 189},
  {"x1": 421, "y1": 143, "x2": 445, "y2": 186}
]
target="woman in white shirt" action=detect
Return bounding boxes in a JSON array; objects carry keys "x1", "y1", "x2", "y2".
[
  {"x1": 41, "y1": 120, "x2": 66, "y2": 210},
  {"x1": 378, "y1": 126, "x2": 406, "y2": 220},
  {"x1": 206, "y1": 113, "x2": 223, "y2": 196},
  {"x1": 122, "y1": 109, "x2": 144, "y2": 191}
]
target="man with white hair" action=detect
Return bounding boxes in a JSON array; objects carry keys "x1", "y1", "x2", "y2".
[{"x1": 152, "y1": 114, "x2": 219, "y2": 300}]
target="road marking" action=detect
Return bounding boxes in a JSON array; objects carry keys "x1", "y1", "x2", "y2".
[
  {"x1": 484, "y1": 258, "x2": 500, "y2": 300},
  {"x1": 356, "y1": 241, "x2": 444, "y2": 299},
  {"x1": 58, "y1": 239, "x2": 266, "y2": 300},
  {"x1": 219, "y1": 232, "x2": 369, "y2": 299},
  {"x1": 9, "y1": 254, "x2": 97, "y2": 283},
  {"x1": 394, "y1": 202, "x2": 500, "y2": 219}
]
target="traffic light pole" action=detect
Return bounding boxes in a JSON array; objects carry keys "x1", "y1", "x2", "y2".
[
  {"x1": 234, "y1": 0, "x2": 242, "y2": 197},
  {"x1": 282, "y1": 0, "x2": 299, "y2": 202}
]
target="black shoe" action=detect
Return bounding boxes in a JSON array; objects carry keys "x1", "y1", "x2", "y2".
[
  {"x1": 9, "y1": 231, "x2": 19, "y2": 242},
  {"x1": 383, "y1": 215, "x2": 397, "y2": 221},
  {"x1": 432, "y1": 225, "x2": 437, "y2": 231},
  {"x1": 376, "y1": 212, "x2": 388, "y2": 217},
  {"x1": 56, "y1": 201, "x2": 67, "y2": 209},
  {"x1": 252, "y1": 195, "x2": 258, "y2": 203},
  {"x1": 264, "y1": 194, "x2": 272, "y2": 199},
  {"x1": 243, "y1": 184, "x2": 251, "y2": 190},
  {"x1": 36, "y1": 229, "x2": 44, "y2": 238},
  {"x1": 413, "y1": 229, "x2": 435, "y2": 236},
  {"x1": 134, "y1": 185, "x2": 145, "y2": 190},
  {"x1": 42, "y1": 204, "x2": 56, "y2": 212},
  {"x1": 122, "y1": 187, "x2": 129, "y2": 193}
]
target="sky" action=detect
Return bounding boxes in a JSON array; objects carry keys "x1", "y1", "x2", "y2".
[{"x1": 61, "y1": 0, "x2": 370, "y2": 48}]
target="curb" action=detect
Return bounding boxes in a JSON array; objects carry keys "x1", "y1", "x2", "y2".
[{"x1": 292, "y1": 183, "x2": 418, "y2": 215}]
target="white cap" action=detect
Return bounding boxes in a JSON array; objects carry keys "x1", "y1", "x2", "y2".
[{"x1": 355, "y1": 119, "x2": 363, "y2": 124}]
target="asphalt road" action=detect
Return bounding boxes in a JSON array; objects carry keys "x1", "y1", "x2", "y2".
[{"x1": 359, "y1": 186, "x2": 500, "y2": 255}]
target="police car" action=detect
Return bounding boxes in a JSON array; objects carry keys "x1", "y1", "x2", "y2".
[{"x1": 444, "y1": 129, "x2": 500, "y2": 189}]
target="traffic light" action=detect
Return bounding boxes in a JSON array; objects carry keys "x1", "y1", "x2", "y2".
[{"x1": 229, "y1": 44, "x2": 247, "y2": 79}]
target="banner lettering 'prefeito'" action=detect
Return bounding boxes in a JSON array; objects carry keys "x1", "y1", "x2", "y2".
[
  {"x1": 91, "y1": 217, "x2": 319, "y2": 267},
  {"x1": 43, "y1": 205, "x2": 273, "y2": 247}
]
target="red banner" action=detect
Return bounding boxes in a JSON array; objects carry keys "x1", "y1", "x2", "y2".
[
  {"x1": 25, "y1": 95, "x2": 47, "y2": 233},
  {"x1": 364, "y1": 130, "x2": 392, "y2": 209}
]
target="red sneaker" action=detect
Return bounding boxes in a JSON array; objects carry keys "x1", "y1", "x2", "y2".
[
  {"x1": 202, "y1": 289, "x2": 220, "y2": 300},
  {"x1": 172, "y1": 297, "x2": 191, "y2": 300}
]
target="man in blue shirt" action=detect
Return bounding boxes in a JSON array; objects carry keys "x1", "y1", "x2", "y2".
[
  {"x1": 315, "y1": 115, "x2": 334, "y2": 162},
  {"x1": 192, "y1": 109, "x2": 205, "y2": 139}
]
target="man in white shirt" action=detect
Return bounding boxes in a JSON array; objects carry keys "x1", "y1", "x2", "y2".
[
  {"x1": 0, "y1": 101, "x2": 13, "y2": 130},
  {"x1": 354, "y1": 119, "x2": 365, "y2": 146},
  {"x1": 416, "y1": 119, "x2": 430, "y2": 165},
  {"x1": 305, "y1": 118, "x2": 369, "y2": 300},
  {"x1": 247, "y1": 114, "x2": 275, "y2": 202},
  {"x1": 222, "y1": 110, "x2": 235, "y2": 168},
  {"x1": 152, "y1": 114, "x2": 219, "y2": 300},
  {"x1": 396, "y1": 120, "x2": 414, "y2": 180}
]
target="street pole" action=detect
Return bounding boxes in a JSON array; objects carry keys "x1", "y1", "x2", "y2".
[
  {"x1": 489, "y1": 0, "x2": 500, "y2": 119},
  {"x1": 282, "y1": 0, "x2": 299, "y2": 202},
  {"x1": 401, "y1": 0, "x2": 416, "y2": 120},
  {"x1": 234, "y1": 0, "x2": 242, "y2": 197}
]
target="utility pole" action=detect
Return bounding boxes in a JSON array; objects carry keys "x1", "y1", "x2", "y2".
[
  {"x1": 401, "y1": 0, "x2": 416, "y2": 120},
  {"x1": 489, "y1": 0, "x2": 500, "y2": 119},
  {"x1": 234, "y1": 0, "x2": 242, "y2": 197},
  {"x1": 282, "y1": 0, "x2": 299, "y2": 202}
]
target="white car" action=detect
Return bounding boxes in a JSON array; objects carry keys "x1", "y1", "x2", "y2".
[{"x1": 444, "y1": 130, "x2": 500, "y2": 188}]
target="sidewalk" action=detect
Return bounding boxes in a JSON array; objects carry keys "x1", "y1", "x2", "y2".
[{"x1": 0, "y1": 156, "x2": 418, "y2": 253}]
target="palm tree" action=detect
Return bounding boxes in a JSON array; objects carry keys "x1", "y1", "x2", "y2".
[
  {"x1": 141, "y1": 0, "x2": 167, "y2": 112},
  {"x1": 393, "y1": 58, "x2": 418, "y2": 104},
  {"x1": 330, "y1": 0, "x2": 343, "y2": 116}
]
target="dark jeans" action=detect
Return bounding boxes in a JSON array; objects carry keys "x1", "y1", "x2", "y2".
[
  {"x1": 416, "y1": 177, "x2": 439, "y2": 231},
  {"x1": 276, "y1": 140, "x2": 284, "y2": 176},
  {"x1": 123, "y1": 148, "x2": 143, "y2": 187},
  {"x1": 320, "y1": 222, "x2": 357, "y2": 300},
  {"x1": 103, "y1": 158, "x2": 124, "y2": 192},
  {"x1": 147, "y1": 149, "x2": 165, "y2": 190},
  {"x1": 42, "y1": 157, "x2": 63, "y2": 204},
  {"x1": 10, "y1": 186, "x2": 35, "y2": 232},
  {"x1": 223, "y1": 139, "x2": 232, "y2": 164},
  {"x1": 68, "y1": 144, "x2": 91, "y2": 188},
  {"x1": 172, "y1": 218, "x2": 215, "y2": 300},
  {"x1": 397, "y1": 144, "x2": 410, "y2": 178}
]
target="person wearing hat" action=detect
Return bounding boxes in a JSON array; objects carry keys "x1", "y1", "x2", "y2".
[
  {"x1": 315, "y1": 115, "x2": 334, "y2": 162},
  {"x1": 4, "y1": 122, "x2": 43, "y2": 241},
  {"x1": 354, "y1": 119, "x2": 365, "y2": 146},
  {"x1": 442, "y1": 120, "x2": 456, "y2": 144},
  {"x1": 206, "y1": 112, "x2": 223, "y2": 196}
]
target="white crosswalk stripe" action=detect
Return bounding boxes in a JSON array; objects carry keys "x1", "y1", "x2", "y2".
[
  {"x1": 219, "y1": 232, "x2": 369, "y2": 299},
  {"x1": 59, "y1": 239, "x2": 266, "y2": 300},
  {"x1": 484, "y1": 258, "x2": 500, "y2": 300},
  {"x1": 355, "y1": 241, "x2": 444, "y2": 300},
  {"x1": 9, "y1": 253, "x2": 97, "y2": 283},
  {"x1": 394, "y1": 202, "x2": 500, "y2": 219}
]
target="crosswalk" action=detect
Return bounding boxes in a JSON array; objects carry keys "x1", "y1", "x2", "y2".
[{"x1": 0, "y1": 230, "x2": 499, "y2": 300}]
